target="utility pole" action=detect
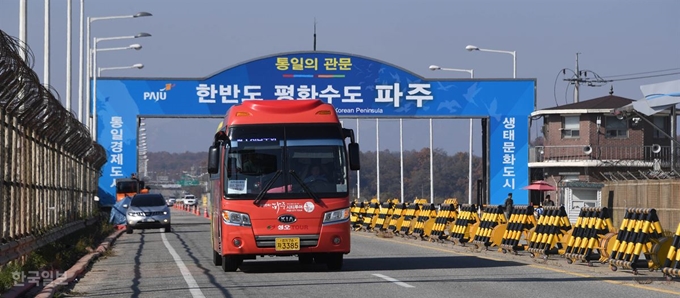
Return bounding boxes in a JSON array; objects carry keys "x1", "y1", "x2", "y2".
[
  {"x1": 574, "y1": 53, "x2": 580, "y2": 103},
  {"x1": 563, "y1": 52, "x2": 608, "y2": 103},
  {"x1": 562, "y1": 53, "x2": 582, "y2": 103},
  {"x1": 562, "y1": 52, "x2": 610, "y2": 103}
]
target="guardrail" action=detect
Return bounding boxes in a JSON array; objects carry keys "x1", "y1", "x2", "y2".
[
  {"x1": 0, "y1": 29, "x2": 107, "y2": 265},
  {"x1": 0, "y1": 218, "x2": 98, "y2": 266}
]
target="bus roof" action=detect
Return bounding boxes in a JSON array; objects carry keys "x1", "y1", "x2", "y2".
[{"x1": 223, "y1": 100, "x2": 340, "y2": 127}]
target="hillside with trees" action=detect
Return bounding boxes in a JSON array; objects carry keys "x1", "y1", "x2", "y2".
[{"x1": 146, "y1": 149, "x2": 482, "y2": 204}]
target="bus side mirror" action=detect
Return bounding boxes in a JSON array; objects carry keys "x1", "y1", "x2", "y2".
[
  {"x1": 348, "y1": 143, "x2": 360, "y2": 171},
  {"x1": 208, "y1": 146, "x2": 220, "y2": 174},
  {"x1": 342, "y1": 128, "x2": 356, "y2": 143}
]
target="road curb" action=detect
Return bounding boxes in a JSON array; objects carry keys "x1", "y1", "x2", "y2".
[{"x1": 29, "y1": 228, "x2": 126, "y2": 298}]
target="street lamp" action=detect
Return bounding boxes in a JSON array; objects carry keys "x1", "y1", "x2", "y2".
[
  {"x1": 80, "y1": 11, "x2": 152, "y2": 125},
  {"x1": 94, "y1": 44, "x2": 143, "y2": 75},
  {"x1": 429, "y1": 65, "x2": 474, "y2": 77},
  {"x1": 90, "y1": 33, "x2": 150, "y2": 139},
  {"x1": 92, "y1": 32, "x2": 150, "y2": 78},
  {"x1": 465, "y1": 45, "x2": 516, "y2": 78},
  {"x1": 93, "y1": 63, "x2": 144, "y2": 141},
  {"x1": 465, "y1": 45, "x2": 516, "y2": 206},
  {"x1": 98, "y1": 63, "x2": 144, "y2": 74},
  {"x1": 430, "y1": 65, "x2": 475, "y2": 205}
]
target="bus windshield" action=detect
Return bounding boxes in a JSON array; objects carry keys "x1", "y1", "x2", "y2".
[
  {"x1": 223, "y1": 124, "x2": 348, "y2": 199},
  {"x1": 116, "y1": 180, "x2": 139, "y2": 193}
]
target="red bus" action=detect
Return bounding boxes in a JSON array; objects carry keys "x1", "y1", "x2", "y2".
[
  {"x1": 115, "y1": 175, "x2": 145, "y2": 202},
  {"x1": 207, "y1": 99, "x2": 360, "y2": 272}
]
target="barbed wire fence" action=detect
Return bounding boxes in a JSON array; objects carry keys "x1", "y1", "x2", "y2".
[{"x1": 0, "y1": 29, "x2": 108, "y2": 266}]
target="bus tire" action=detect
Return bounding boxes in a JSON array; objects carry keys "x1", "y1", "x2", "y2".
[
  {"x1": 298, "y1": 254, "x2": 314, "y2": 265},
  {"x1": 213, "y1": 250, "x2": 222, "y2": 266},
  {"x1": 325, "y1": 253, "x2": 343, "y2": 271},
  {"x1": 222, "y1": 256, "x2": 242, "y2": 272}
]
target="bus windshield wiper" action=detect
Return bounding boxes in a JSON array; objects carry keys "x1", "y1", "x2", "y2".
[
  {"x1": 289, "y1": 170, "x2": 322, "y2": 205},
  {"x1": 253, "y1": 170, "x2": 282, "y2": 205}
]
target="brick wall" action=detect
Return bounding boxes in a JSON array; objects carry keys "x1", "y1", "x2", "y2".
[{"x1": 544, "y1": 113, "x2": 651, "y2": 160}]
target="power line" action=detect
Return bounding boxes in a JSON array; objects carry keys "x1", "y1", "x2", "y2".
[
  {"x1": 553, "y1": 69, "x2": 568, "y2": 106},
  {"x1": 605, "y1": 71, "x2": 680, "y2": 82},
  {"x1": 558, "y1": 55, "x2": 680, "y2": 104},
  {"x1": 600, "y1": 67, "x2": 680, "y2": 79}
]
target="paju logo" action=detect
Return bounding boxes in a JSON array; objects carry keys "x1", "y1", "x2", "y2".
[{"x1": 143, "y1": 83, "x2": 174, "y2": 102}]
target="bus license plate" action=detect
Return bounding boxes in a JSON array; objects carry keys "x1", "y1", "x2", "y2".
[{"x1": 275, "y1": 238, "x2": 300, "y2": 251}]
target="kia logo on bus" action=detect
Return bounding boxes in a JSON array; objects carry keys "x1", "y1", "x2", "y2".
[{"x1": 278, "y1": 214, "x2": 297, "y2": 224}]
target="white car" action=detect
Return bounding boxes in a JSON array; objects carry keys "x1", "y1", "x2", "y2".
[{"x1": 183, "y1": 195, "x2": 197, "y2": 206}]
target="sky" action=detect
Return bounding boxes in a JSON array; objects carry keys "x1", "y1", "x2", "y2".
[{"x1": 1, "y1": 0, "x2": 679, "y2": 155}]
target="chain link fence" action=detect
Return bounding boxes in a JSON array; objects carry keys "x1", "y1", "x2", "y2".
[{"x1": 0, "y1": 29, "x2": 107, "y2": 263}]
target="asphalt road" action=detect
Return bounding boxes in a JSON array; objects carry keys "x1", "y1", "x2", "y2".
[{"x1": 64, "y1": 209, "x2": 680, "y2": 298}]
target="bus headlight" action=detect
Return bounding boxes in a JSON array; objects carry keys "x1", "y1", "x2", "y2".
[
  {"x1": 222, "y1": 210, "x2": 252, "y2": 226},
  {"x1": 323, "y1": 208, "x2": 349, "y2": 224}
]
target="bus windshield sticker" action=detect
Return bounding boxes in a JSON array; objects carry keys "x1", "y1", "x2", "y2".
[
  {"x1": 235, "y1": 138, "x2": 278, "y2": 142},
  {"x1": 228, "y1": 179, "x2": 247, "y2": 194}
]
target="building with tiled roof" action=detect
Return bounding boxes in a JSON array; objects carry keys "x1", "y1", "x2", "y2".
[{"x1": 528, "y1": 88, "x2": 673, "y2": 220}]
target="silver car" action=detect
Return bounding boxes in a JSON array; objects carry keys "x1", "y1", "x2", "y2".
[{"x1": 125, "y1": 193, "x2": 171, "y2": 233}]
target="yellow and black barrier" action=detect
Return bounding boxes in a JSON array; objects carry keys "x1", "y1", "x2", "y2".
[
  {"x1": 526, "y1": 206, "x2": 572, "y2": 259},
  {"x1": 373, "y1": 200, "x2": 395, "y2": 233},
  {"x1": 471, "y1": 205, "x2": 507, "y2": 250},
  {"x1": 429, "y1": 202, "x2": 459, "y2": 242},
  {"x1": 411, "y1": 202, "x2": 438, "y2": 240},
  {"x1": 397, "y1": 202, "x2": 421, "y2": 236},
  {"x1": 500, "y1": 205, "x2": 536, "y2": 254},
  {"x1": 563, "y1": 207, "x2": 616, "y2": 266},
  {"x1": 607, "y1": 208, "x2": 671, "y2": 274},
  {"x1": 661, "y1": 222, "x2": 680, "y2": 281},
  {"x1": 350, "y1": 201, "x2": 364, "y2": 230},
  {"x1": 448, "y1": 204, "x2": 479, "y2": 246},
  {"x1": 360, "y1": 201, "x2": 380, "y2": 231},
  {"x1": 386, "y1": 202, "x2": 407, "y2": 235}
]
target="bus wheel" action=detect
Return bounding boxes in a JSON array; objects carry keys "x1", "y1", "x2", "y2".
[
  {"x1": 213, "y1": 250, "x2": 222, "y2": 266},
  {"x1": 222, "y1": 256, "x2": 242, "y2": 272},
  {"x1": 298, "y1": 254, "x2": 314, "y2": 265},
  {"x1": 325, "y1": 253, "x2": 343, "y2": 271}
]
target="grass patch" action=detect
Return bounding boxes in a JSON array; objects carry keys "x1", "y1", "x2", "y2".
[{"x1": 0, "y1": 216, "x2": 115, "y2": 294}]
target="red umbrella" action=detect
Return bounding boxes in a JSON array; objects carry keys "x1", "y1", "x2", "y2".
[{"x1": 522, "y1": 180, "x2": 556, "y2": 191}]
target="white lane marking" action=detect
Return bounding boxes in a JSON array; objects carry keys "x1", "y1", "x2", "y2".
[
  {"x1": 372, "y1": 273, "x2": 415, "y2": 288},
  {"x1": 161, "y1": 231, "x2": 206, "y2": 298}
]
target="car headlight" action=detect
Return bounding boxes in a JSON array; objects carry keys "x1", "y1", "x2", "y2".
[
  {"x1": 222, "y1": 210, "x2": 252, "y2": 226},
  {"x1": 323, "y1": 208, "x2": 350, "y2": 224},
  {"x1": 127, "y1": 212, "x2": 141, "y2": 217}
]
